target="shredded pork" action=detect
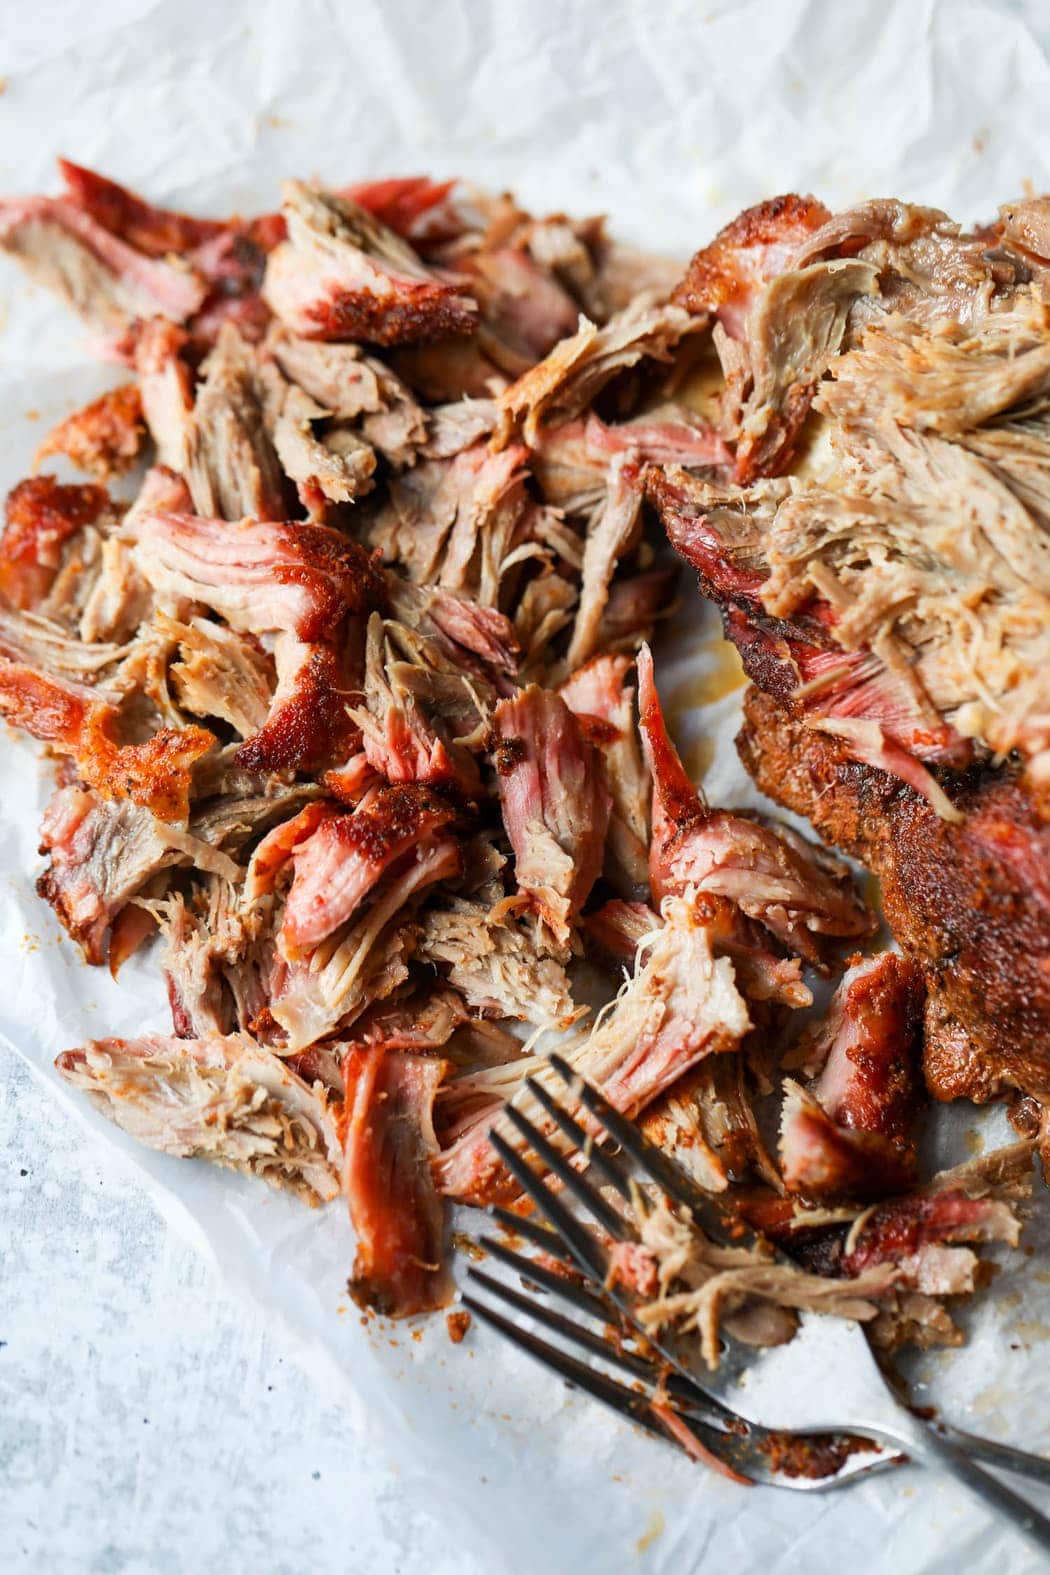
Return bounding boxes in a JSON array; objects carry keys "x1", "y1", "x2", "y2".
[{"x1": 0, "y1": 159, "x2": 1037, "y2": 1359}]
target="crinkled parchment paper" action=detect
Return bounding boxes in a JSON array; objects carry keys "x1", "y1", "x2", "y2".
[{"x1": 2, "y1": 3, "x2": 1050, "y2": 1570}]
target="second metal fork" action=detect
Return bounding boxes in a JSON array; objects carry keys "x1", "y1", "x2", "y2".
[{"x1": 460, "y1": 1055, "x2": 1050, "y2": 1550}]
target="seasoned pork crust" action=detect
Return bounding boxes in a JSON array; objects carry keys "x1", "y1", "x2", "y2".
[
  {"x1": 740, "y1": 686, "x2": 1050, "y2": 1102},
  {"x1": 341, "y1": 1048, "x2": 452, "y2": 1316},
  {"x1": 263, "y1": 182, "x2": 478, "y2": 347},
  {"x1": 780, "y1": 952, "x2": 924, "y2": 1202},
  {"x1": 35, "y1": 383, "x2": 146, "y2": 480}
]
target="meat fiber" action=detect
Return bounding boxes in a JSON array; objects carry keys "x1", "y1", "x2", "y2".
[
  {"x1": 417, "y1": 896, "x2": 576, "y2": 1027},
  {"x1": 0, "y1": 604, "x2": 127, "y2": 686},
  {"x1": 263, "y1": 182, "x2": 477, "y2": 346},
  {"x1": 492, "y1": 685, "x2": 612, "y2": 944},
  {"x1": 352, "y1": 614, "x2": 480, "y2": 795},
  {"x1": 575, "y1": 896, "x2": 750, "y2": 1113},
  {"x1": 341, "y1": 1048, "x2": 452, "y2": 1316},
  {"x1": 843, "y1": 1182, "x2": 1023, "y2": 1293},
  {"x1": 54, "y1": 159, "x2": 277, "y2": 347},
  {"x1": 263, "y1": 374, "x2": 376, "y2": 513},
  {"x1": 270, "y1": 834, "x2": 460, "y2": 1052},
  {"x1": 463, "y1": 247, "x2": 580, "y2": 370},
  {"x1": 416, "y1": 582, "x2": 520, "y2": 674},
  {"x1": 36, "y1": 782, "x2": 236, "y2": 965},
  {"x1": 75, "y1": 536, "x2": 152, "y2": 645},
  {"x1": 739, "y1": 1141, "x2": 1033, "y2": 1350},
  {"x1": 560, "y1": 653, "x2": 650, "y2": 894},
  {"x1": 153, "y1": 881, "x2": 234, "y2": 1036},
  {"x1": 792, "y1": 954, "x2": 923, "y2": 1120},
  {"x1": 164, "y1": 613, "x2": 276, "y2": 739},
  {"x1": 637, "y1": 644, "x2": 872, "y2": 964},
  {"x1": 640, "y1": 1050, "x2": 781, "y2": 1195},
  {"x1": 0, "y1": 194, "x2": 207, "y2": 349},
  {"x1": 368, "y1": 440, "x2": 530, "y2": 610},
  {"x1": 630, "y1": 1192, "x2": 897, "y2": 1372},
  {"x1": 55, "y1": 1034, "x2": 340, "y2": 1203},
  {"x1": 565, "y1": 456, "x2": 644, "y2": 671},
  {"x1": 658, "y1": 194, "x2": 1050, "y2": 801},
  {"x1": 181, "y1": 324, "x2": 287, "y2": 520},
  {"x1": 280, "y1": 783, "x2": 458, "y2": 954},
  {"x1": 133, "y1": 319, "x2": 195, "y2": 471},
  {"x1": 646, "y1": 466, "x2": 973, "y2": 820},
  {"x1": 434, "y1": 896, "x2": 749, "y2": 1205},
  {"x1": 131, "y1": 512, "x2": 383, "y2": 639},
  {"x1": 267, "y1": 324, "x2": 427, "y2": 466},
  {"x1": 582, "y1": 897, "x2": 659, "y2": 965},
  {"x1": 672, "y1": 194, "x2": 833, "y2": 337},
  {"x1": 496, "y1": 297, "x2": 701, "y2": 446},
  {"x1": 532, "y1": 408, "x2": 726, "y2": 516},
  {"x1": 671, "y1": 195, "x2": 881, "y2": 481}
]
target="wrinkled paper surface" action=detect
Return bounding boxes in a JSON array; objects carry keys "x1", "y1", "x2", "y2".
[{"x1": 2, "y1": 3, "x2": 1050, "y2": 1570}]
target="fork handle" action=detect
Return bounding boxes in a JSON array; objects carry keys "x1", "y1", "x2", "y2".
[
  {"x1": 931, "y1": 1421, "x2": 1050, "y2": 1488},
  {"x1": 901, "y1": 1419, "x2": 1050, "y2": 1554}
]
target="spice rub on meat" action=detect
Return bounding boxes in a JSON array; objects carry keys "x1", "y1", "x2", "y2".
[
  {"x1": 649, "y1": 190, "x2": 1050, "y2": 1105},
  {"x1": 3, "y1": 159, "x2": 1038, "y2": 1357},
  {"x1": 739, "y1": 686, "x2": 1050, "y2": 1104}
]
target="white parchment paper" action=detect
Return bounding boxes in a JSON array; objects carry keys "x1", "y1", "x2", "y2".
[{"x1": 2, "y1": 4, "x2": 1050, "y2": 1570}]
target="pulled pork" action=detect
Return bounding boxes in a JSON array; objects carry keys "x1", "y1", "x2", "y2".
[
  {"x1": 0, "y1": 160, "x2": 1035, "y2": 1354},
  {"x1": 625, "y1": 1138, "x2": 1032, "y2": 1367},
  {"x1": 55, "y1": 1034, "x2": 341, "y2": 1202}
]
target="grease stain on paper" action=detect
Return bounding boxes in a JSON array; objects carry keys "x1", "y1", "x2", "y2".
[
  {"x1": 634, "y1": 1508, "x2": 665, "y2": 1556},
  {"x1": 1013, "y1": 1320, "x2": 1050, "y2": 1343},
  {"x1": 971, "y1": 1383, "x2": 1008, "y2": 1417},
  {"x1": 668, "y1": 638, "x2": 746, "y2": 710},
  {"x1": 683, "y1": 736, "x2": 716, "y2": 783}
]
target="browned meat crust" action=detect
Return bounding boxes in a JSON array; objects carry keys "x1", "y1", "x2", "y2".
[
  {"x1": 671, "y1": 194, "x2": 831, "y2": 326},
  {"x1": 739, "y1": 685, "x2": 1050, "y2": 1102}
]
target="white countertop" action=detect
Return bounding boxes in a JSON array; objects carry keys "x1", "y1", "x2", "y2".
[{"x1": 1, "y1": 1056, "x2": 487, "y2": 1575}]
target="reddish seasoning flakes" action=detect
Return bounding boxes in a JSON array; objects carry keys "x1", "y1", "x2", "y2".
[{"x1": 446, "y1": 1309, "x2": 472, "y2": 1345}]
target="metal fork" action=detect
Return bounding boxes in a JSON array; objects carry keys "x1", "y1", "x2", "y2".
[{"x1": 460, "y1": 1055, "x2": 1050, "y2": 1549}]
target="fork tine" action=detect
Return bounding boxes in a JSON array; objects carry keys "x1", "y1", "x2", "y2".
[
  {"x1": 461, "y1": 1290, "x2": 665, "y2": 1436},
  {"x1": 490, "y1": 1126, "x2": 741, "y2": 1421},
  {"x1": 467, "y1": 1265, "x2": 732, "y2": 1427},
  {"x1": 476, "y1": 1234, "x2": 612, "y2": 1323},
  {"x1": 500, "y1": 1102, "x2": 631, "y2": 1240},
  {"x1": 490, "y1": 1205, "x2": 573, "y2": 1261},
  {"x1": 463, "y1": 1290, "x2": 754, "y2": 1481},
  {"x1": 461, "y1": 1289, "x2": 734, "y2": 1470},
  {"x1": 487, "y1": 1129, "x2": 611, "y2": 1281},
  {"x1": 547, "y1": 1053, "x2": 713, "y2": 1216},
  {"x1": 467, "y1": 1266, "x2": 651, "y2": 1384},
  {"x1": 523, "y1": 1076, "x2": 631, "y2": 1200}
]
